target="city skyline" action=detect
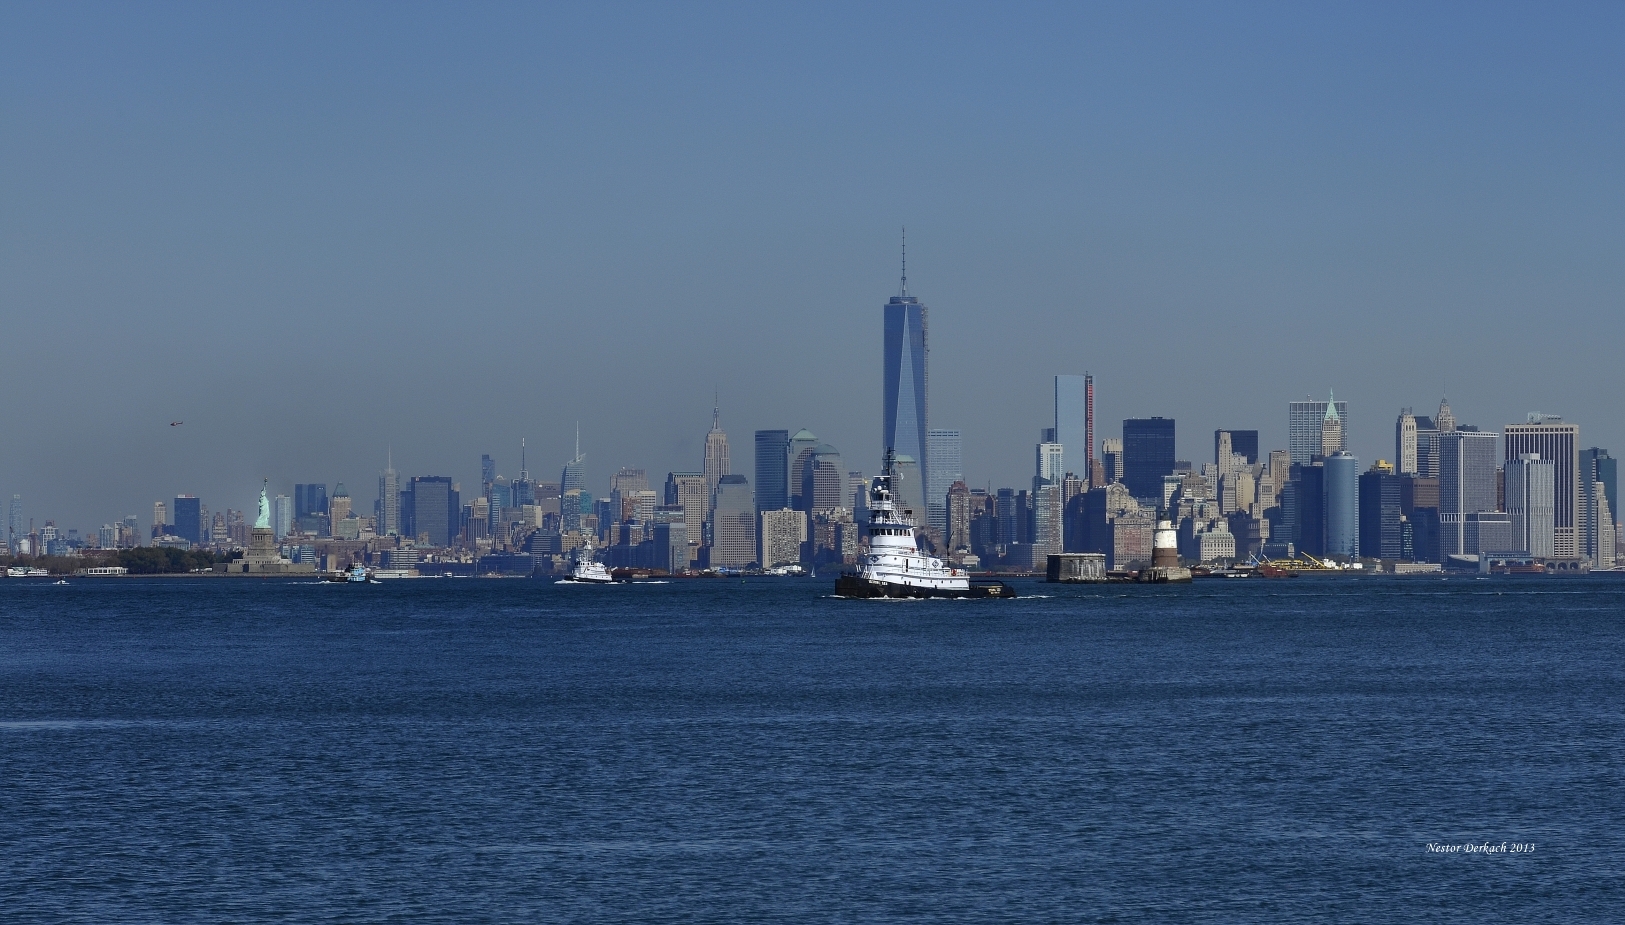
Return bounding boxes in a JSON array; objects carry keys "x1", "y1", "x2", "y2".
[{"x1": 7, "y1": 5, "x2": 1625, "y2": 530}]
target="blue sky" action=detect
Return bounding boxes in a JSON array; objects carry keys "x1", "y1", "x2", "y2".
[{"x1": 4, "y1": 2, "x2": 1623, "y2": 527}]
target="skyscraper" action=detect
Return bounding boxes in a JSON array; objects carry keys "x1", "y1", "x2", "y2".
[
  {"x1": 703, "y1": 401, "x2": 730, "y2": 508},
  {"x1": 1505, "y1": 454, "x2": 1556, "y2": 558},
  {"x1": 1440, "y1": 428, "x2": 1500, "y2": 556},
  {"x1": 1323, "y1": 451, "x2": 1359, "y2": 558},
  {"x1": 1215, "y1": 430, "x2": 1259, "y2": 467},
  {"x1": 1289, "y1": 398, "x2": 1350, "y2": 465},
  {"x1": 173, "y1": 495, "x2": 202, "y2": 545},
  {"x1": 1358, "y1": 464, "x2": 1403, "y2": 560},
  {"x1": 9, "y1": 495, "x2": 22, "y2": 549},
  {"x1": 787, "y1": 429, "x2": 819, "y2": 510},
  {"x1": 378, "y1": 452, "x2": 401, "y2": 536},
  {"x1": 406, "y1": 476, "x2": 459, "y2": 547},
  {"x1": 1036, "y1": 438, "x2": 1064, "y2": 484},
  {"x1": 273, "y1": 494, "x2": 293, "y2": 540},
  {"x1": 1504, "y1": 419, "x2": 1580, "y2": 559},
  {"x1": 1122, "y1": 418, "x2": 1176, "y2": 502},
  {"x1": 926, "y1": 429, "x2": 962, "y2": 537},
  {"x1": 561, "y1": 424, "x2": 586, "y2": 494},
  {"x1": 1054, "y1": 375, "x2": 1090, "y2": 478},
  {"x1": 1580, "y1": 447, "x2": 1616, "y2": 565},
  {"x1": 709, "y1": 475, "x2": 756, "y2": 568},
  {"x1": 1396, "y1": 410, "x2": 1418, "y2": 475},
  {"x1": 665, "y1": 472, "x2": 707, "y2": 561},
  {"x1": 1320, "y1": 393, "x2": 1344, "y2": 457},
  {"x1": 882, "y1": 236, "x2": 928, "y2": 501},
  {"x1": 481, "y1": 454, "x2": 496, "y2": 497},
  {"x1": 754, "y1": 429, "x2": 790, "y2": 516}
]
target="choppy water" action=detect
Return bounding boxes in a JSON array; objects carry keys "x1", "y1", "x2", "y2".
[{"x1": 2, "y1": 576, "x2": 1622, "y2": 921}]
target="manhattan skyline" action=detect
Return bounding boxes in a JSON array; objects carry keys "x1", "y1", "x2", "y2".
[{"x1": 6, "y1": 4, "x2": 1625, "y2": 528}]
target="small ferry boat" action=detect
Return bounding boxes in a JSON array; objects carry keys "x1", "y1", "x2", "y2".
[
  {"x1": 326, "y1": 563, "x2": 378, "y2": 584},
  {"x1": 835, "y1": 451, "x2": 1015, "y2": 600}
]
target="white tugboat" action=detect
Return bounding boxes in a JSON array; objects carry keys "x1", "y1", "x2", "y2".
[
  {"x1": 835, "y1": 451, "x2": 1015, "y2": 599},
  {"x1": 564, "y1": 542, "x2": 614, "y2": 584}
]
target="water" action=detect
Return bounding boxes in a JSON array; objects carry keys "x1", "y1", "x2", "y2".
[{"x1": 3, "y1": 576, "x2": 1622, "y2": 921}]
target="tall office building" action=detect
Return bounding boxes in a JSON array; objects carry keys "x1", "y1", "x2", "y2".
[
  {"x1": 152, "y1": 500, "x2": 167, "y2": 537},
  {"x1": 709, "y1": 475, "x2": 756, "y2": 568},
  {"x1": 883, "y1": 240, "x2": 929, "y2": 502},
  {"x1": 786, "y1": 429, "x2": 819, "y2": 509},
  {"x1": 561, "y1": 425, "x2": 586, "y2": 494},
  {"x1": 1504, "y1": 420, "x2": 1580, "y2": 559},
  {"x1": 800, "y1": 444, "x2": 847, "y2": 512},
  {"x1": 1396, "y1": 410, "x2": 1418, "y2": 475},
  {"x1": 405, "y1": 477, "x2": 459, "y2": 547},
  {"x1": 1215, "y1": 430, "x2": 1259, "y2": 467},
  {"x1": 1054, "y1": 375, "x2": 1091, "y2": 479},
  {"x1": 481, "y1": 454, "x2": 496, "y2": 497},
  {"x1": 1323, "y1": 451, "x2": 1359, "y2": 558},
  {"x1": 378, "y1": 453, "x2": 401, "y2": 536},
  {"x1": 273, "y1": 494, "x2": 293, "y2": 540},
  {"x1": 926, "y1": 429, "x2": 962, "y2": 536},
  {"x1": 294, "y1": 483, "x2": 328, "y2": 534},
  {"x1": 1505, "y1": 454, "x2": 1555, "y2": 558},
  {"x1": 703, "y1": 402, "x2": 730, "y2": 508},
  {"x1": 1358, "y1": 465, "x2": 1402, "y2": 560},
  {"x1": 1440, "y1": 429, "x2": 1500, "y2": 556},
  {"x1": 760, "y1": 508, "x2": 807, "y2": 569},
  {"x1": 1036, "y1": 439, "x2": 1064, "y2": 484},
  {"x1": 1289, "y1": 398, "x2": 1350, "y2": 465},
  {"x1": 1435, "y1": 398, "x2": 1456, "y2": 434},
  {"x1": 665, "y1": 472, "x2": 707, "y2": 559},
  {"x1": 1032, "y1": 482, "x2": 1063, "y2": 559},
  {"x1": 7, "y1": 495, "x2": 22, "y2": 548},
  {"x1": 754, "y1": 430, "x2": 790, "y2": 516},
  {"x1": 1101, "y1": 438, "x2": 1123, "y2": 485},
  {"x1": 1320, "y1": 395, "x2": 1344, "y2": 457},
  {"x1": 892, "y1": 455, "x2": 927, "y2": 525},
  {"x1": 1122, "y1": 418, "x2": 1176, "y2": 502},
  {"x1": 173, "y1": 495, "x2": 202, "y2": 545},
  {"x1": 1580, "y1": 447, "x2": 1617, "y2": 566}
]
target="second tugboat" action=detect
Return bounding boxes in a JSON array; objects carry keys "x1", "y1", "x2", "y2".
[
  {"x1": 565, "y1": 541, "x2": 614, "y2": 584},
  {"x1": 835, "y1": 451, "x2": 1015, "y2": 599}
]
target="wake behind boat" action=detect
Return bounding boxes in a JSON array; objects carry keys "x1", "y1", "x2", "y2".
[{"x1": 835, "y1": 451, "x2": 1015, "y2": 600}]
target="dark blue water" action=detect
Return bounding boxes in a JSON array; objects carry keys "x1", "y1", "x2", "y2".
[{"x1": 3, "y1": 576, "x2": 1622, "y2": 921}]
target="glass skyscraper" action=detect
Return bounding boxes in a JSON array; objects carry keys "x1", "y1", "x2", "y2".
[
  {"x1": 1054, "y1": 375, "x2": 1090, "y2": 479},
  {"x1": 1122, "y1": 418, "x2": 1176, "y2": 502},
  {"x1": 926, "y1": 429, "x2": 961, "y2": 536},
  {"x1": 1289, "y1": 399, "x2": 1350, "y2": 466},
  {"x1": 754, "y1": 429, "x2": 789, "y2": 515},
  {"x1": 883, "y1": 278, "x2": 928, "y2": 501}
]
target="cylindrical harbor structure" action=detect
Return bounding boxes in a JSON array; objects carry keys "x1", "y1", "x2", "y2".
[{"x1": 1152, "y1": 519, "x2": 1180, "y2": 569}]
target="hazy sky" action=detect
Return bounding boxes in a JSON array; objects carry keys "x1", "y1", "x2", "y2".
[{"x1": 5, "y1": 2, "x2": 1623, "y2": 529}]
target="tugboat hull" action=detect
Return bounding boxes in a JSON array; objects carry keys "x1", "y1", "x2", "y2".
[{"x1": 835, "y1": 574, "x2": 1016, "y2": 599}]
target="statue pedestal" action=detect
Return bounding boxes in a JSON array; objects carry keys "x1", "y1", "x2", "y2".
[{"x1": 228, "y1": 526, "x2": 313, "y2": 575}]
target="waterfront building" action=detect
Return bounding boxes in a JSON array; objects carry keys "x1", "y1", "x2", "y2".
[
  {"x1": 1503, "y1": 419, "x2": 1580, "y2": 559},
  {"x1": 1289, "y1": 397, "x2": 1350, "y2": 466},
  {"x1": 1122, "y1": 418, "x2": 1176, "y2": 502},
  {"x1": 760, "y1": 508, "x2": 807, "y2": 569},
  {"x1": 1441, "y1": 428, "x2": 1500, "y2": 557},
  {"x1": 883, "y1": 241, "x2": 929, "y2": 505},
  {"x1": 1580, "y1": 447, "x2": 1617, "y2": 566},
  {"x1": 1504, "y1": 454, "x2": 1556, "y2": 558},
  {"x1": 926, "y1": 429, "x2": 961, "y2": 538},
  {"x1": 709, "y1": 475, "x2": 755, "y2": 568},
  {"x1": 1358, "y1": 464, "x2": 1402, "y2": 559},
  {"x1": 651, "y1": 521, "x2": 688, "y2": 573},
  {"x1": 754, "y1": 430, "x2": 790, "y2": 516}
]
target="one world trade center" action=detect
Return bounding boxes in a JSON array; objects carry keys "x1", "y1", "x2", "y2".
[{"x1": 882, "y1": 234, "x2": 929, "y2": 522}]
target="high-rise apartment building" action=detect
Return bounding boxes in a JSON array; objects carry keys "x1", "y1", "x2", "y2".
[
  {"x1": 273, "y1": 494, "x2": 292, "y2": 540},
  {"x1": 1122, "y1": 418, "x2": 1176, "y2": 502},
  {"x1": 883, "y1": 250, "x2": 928, "y2": 505},
  {"x1": 1504, "y1": 420, "x2": 1580, "y2": 559},
  {"x1": 1032, "y1": 482, "x2": 1063, "y2": 560},
  {"x1": 1289, "y1": 398, "x2": 1350, "y2": 465},
  {"x1": 1580, "y1": 447, "x2": 1617, "y2": 566},
  {"x1": 710, "y1": 475, "x2": 755, "y2": 568},
  {"x1": 1036, "y1": 439, "x2": 1064, "y2": 485},
  {"x1": 1441, "y1": 428, "x2": 1500, "y2": 557},
  {"x1": 754, "y1": 430, "x2": 790, "y2": 516},
  {"x1": 926, "y1": 429, "x2": 961, "y2": 538},
  {"x1": 760, "y1": 508, "x2": 807, "y2": 569}
]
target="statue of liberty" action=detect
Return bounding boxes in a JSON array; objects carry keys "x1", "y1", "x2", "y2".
[{"x1": 255, "y1": 479, "x2": 272, "y2": 530}]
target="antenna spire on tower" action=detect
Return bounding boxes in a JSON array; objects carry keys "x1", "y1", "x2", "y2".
[
  {"x1": 900, "y1": 226, "x2": 908, "y2": 296},
  {"x1": 713, "y1": 390, "x2": 720, "y2": 429}
]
